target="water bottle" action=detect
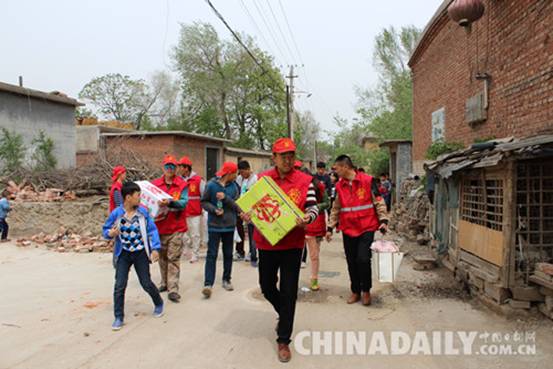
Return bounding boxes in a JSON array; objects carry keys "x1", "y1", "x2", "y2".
[{"x1": 217, "y1": 200, "x2": 223, "y2": 209}]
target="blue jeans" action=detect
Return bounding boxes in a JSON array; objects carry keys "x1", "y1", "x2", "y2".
[
  {"x1": 204, "y1": 231, "x2": 234, "y2": 286},
  {"x1": 114, "y1": 249, "x2": 163, "y2": 319},
  {"x1": 247, "y1": 223, "x2": 257, "y2": 262},
  {"x1": 0, "y1": 218, "x2": 8, "y2": 240}
]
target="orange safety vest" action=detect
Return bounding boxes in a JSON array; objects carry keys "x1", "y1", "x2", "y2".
[
  {"x1": 335, "y1": 172, "x2": 380, "y2": 237},
  {"x1": 151, "y1": 176, "x2": 188, "y2": 235},
  {"x1": 185, "y1": 174, "x2": 203, "y2": 217}
]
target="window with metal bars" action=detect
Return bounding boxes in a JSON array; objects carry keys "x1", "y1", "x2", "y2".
[
  {"x1": 516, "y1": 160, "x2": 553, "y2": 277},
  {"x1": 461, "y1": 176, "x2": 504, "y2": 231}
]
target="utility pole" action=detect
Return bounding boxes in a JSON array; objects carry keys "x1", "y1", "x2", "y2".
[
  {"x1": 286, "y1": 65, "x2": 298, "y2": 139},
  {"x1": 286, "y1": 85, "x2": 292, "y2": 138}
]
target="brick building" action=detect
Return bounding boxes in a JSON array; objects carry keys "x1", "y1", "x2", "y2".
[
  {"x1": 100, "y1": 131, "x2": 230, "y2": 180},
  {"x1": 223, "y1": 147, "x2": 272, "y2": 174},
  {"x1": 412, "y1": 1, "x2": 553, "y2": 316},
  {"x1": 409, "y1": 0, "x2": 553, "y2": 174}
]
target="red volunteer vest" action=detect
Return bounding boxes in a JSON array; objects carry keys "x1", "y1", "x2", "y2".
[
  {"x1": 185, "y1": 174, "x2": 203, "y2": 217},
  {"x1": 254, "y1": 168, "x2": 312, "y2": 251},
  {"x1": 109, "y1": 181, "x2": 123, "y2": 213},
  {"x1": 336, "y1": 172, "x2": 380, "y2": 237},
  {"x1": 151, "y1": 176, "x2": 188, "y2": 235},
  {"x1": 306, "y1": 180, "x2": 327, "y2": 237}
]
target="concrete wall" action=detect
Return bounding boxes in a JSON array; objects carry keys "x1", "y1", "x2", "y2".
[
  {"x1": 410, "y1": 0, "x2": 553, "y2": 171},
  {"x1": 76, "y1": 126, "x2": 100, "y2": 152},
  {"x1": 0, "y1": 91, "x2": 77, "y2": 168},
  {"x1": 396, "y1": 143, "x2": 413, "y2": 199}
]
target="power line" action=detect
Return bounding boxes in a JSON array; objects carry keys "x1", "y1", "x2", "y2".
[
  {"x1": 204, "y1": 0, "x2": 287, "y2": 93},
  {"x1": 204, "y1": 0, "x2": 266, "y2": 72},
  {"x1": 264, "y1": 0, "x2": 297, "y2": 64},
  {"x1": 239, "y1": 0, "x2": 278, "y2": 65},
  {"x1": 251, "y1": 0, "x2": 288, "y2": 65},
  {"x1": 277, "y1": 0, "x2": 305, "y2": 67},
  {"x1": 275, "y1": 0, "x2": 313, "y2": 95}
]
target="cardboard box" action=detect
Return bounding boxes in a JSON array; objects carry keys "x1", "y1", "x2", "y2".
[
  {"x1": 135, "y1": 181, "x2": 173, "y2": 218},
  {"x1": 236, "y1": 176, "x2": 305, "y2": 246}
]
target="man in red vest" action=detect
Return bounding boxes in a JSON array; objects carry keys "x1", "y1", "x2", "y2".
[
  {"x1": 326, "y1": 154, "x2": 389, "y2": 306},
  {"x1": 178, "y1": 156, "x2": 205, "y2": 264},
  {"x1": 242, "y1": 138, "x2": 319, "y2": 363},
  {"x1": 151, "y1": 155, "x2": 189, "y2": 303}
]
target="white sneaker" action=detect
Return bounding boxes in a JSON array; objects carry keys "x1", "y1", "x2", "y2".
[
  {"x1": 245, "y1": 254, "x2": 251, "y2": 262},
  {"x1": 222, "y1": 281, "x2": 234, "y2": 291},
  {"x1": 301, "y1": 262, "x2": 307, "y2": 269}
]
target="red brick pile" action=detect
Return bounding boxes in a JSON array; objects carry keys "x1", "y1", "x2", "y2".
[
  {"x1": 5, "y1": 181, "x2": 77, "y2": 202},
  {"x1": 16, "y1": 227, "x2": 111, "y2": 253}
]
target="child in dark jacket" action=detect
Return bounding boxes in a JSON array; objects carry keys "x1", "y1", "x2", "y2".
[{"x1": 103, "y1": 182, "x2": 164, "y2": 331}]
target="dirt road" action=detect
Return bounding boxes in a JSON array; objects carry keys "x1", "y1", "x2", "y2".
[{"x1": 1, "y1": 237, "x2": 552, "y2": 369}]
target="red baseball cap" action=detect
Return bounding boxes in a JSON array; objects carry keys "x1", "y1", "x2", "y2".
[
  {"x1": 272, "y1": 138, "x2": 296, "y2": 154},
  {"x1": 216, "y1": 162, "x2": 238, "y2": 177},
  {"x1": 294, "y1": 160, "x2": 302, "y2": 169},
  {"x1": 178, "y1": 156, "x2": 192, "y2": 166},
  {"x1": 162, "y1": 155, "x2": 178, "y2": 166}
]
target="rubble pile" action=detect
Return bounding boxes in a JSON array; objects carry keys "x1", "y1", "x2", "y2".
[
  {"x1": 5, "y1": 180, "x2": 77, "y2": 202},
  {"x1": 0, "y1": 145, "x2": 160, "y2": 196},
  {"x1": 390, "y1": 178, "x2": 431, "y2": 245},
  {"x1": 15, "y1": 227, "x2": 111, "y2": 253}
]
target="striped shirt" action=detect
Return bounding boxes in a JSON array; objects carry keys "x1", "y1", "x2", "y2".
[{"x1": 305, "y1": 182, "x2": 319, "y2": 223}]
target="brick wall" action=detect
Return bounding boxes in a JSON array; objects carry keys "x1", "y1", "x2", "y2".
[
  {"x1": 104, "y1": 135, "x2": 175, "y2": 170},
  {"x1": 173, "y1": 136, "x2": 224, "y2": 179},
  {"x1": 103, "y1": 135, "x2": 224, "y2": 179},
  {"x1": 411, "y1": 0, "x2": 553, "y2": 171}
]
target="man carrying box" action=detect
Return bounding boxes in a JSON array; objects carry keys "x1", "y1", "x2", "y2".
[
  {"x1": 325, "y1": 155, "x2": 389, "y2": 306},
  {"x1": 151, "y1": 155, "x2": 189, "y2": 303},
  {"x1": 242, "y1": 138, "x2": 319, "y2": 363}
]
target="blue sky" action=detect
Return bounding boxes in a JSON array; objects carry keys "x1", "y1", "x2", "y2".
[{"x1": 0, "y1": 0, "x2": 443, "y2": 133}]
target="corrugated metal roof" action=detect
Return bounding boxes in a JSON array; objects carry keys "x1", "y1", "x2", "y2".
[{"x1": 426, "y1": 135, "x2": 553, "y2": 177}]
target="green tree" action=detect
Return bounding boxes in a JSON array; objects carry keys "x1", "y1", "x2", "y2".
[
  {"x1": 0, "y1": 128, "x2": 26, "y2": 172},
  {"x1": 327, "y1": 115, "x2": 371, "y2": 169},
  {"x1": 78, "y1": 73, "x2": 163, "y2": 130},
  {"x1": 172, "y1": 22, "x2": 287, "y2": 150},
  {"x1": 31, "y1": 131, "x2": 57, "y2": 171},
  {"x1": 356, "y1": 26, "x2": 421, "y2": 141},
  {"x1": 294, "y1": 110, "x2": 320, "y2": 162}
]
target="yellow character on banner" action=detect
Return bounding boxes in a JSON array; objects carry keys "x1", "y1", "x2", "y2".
[
  {"x1": 172, "y1": 191, "x2": 181, "y2": 201},
  {"x1": 287, "y1": 188, "x2": 301, "y2": 205},
  {"x1": 356, "y1": 187, "x2": 366, "y2": 200},
  {"x1": 189, "y1": 183, "x2": 196, "y2": 193}
]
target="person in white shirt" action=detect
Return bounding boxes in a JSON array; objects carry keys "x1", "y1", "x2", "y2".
[
  {"x1": 234, "y1": 160, "x2": 258, "y2": 267},
  {"x1": 178, "y1": 156, "x2": 206, "y2": 264}
]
